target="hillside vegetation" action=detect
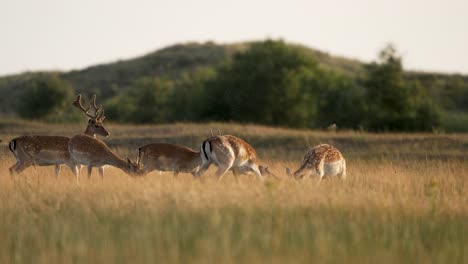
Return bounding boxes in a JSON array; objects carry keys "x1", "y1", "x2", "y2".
[{"x1": 0, "y1": 40, "x2": 467, "y2": 131}]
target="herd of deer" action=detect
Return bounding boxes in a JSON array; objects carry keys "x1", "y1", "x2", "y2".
[{"x1": 7, "y1": 95, "x2": 347, "y2": 183}]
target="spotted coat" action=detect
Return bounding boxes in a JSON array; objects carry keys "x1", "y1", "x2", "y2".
[{"x1": 294, "y1": 144, "x2": 346, "y2": 180}]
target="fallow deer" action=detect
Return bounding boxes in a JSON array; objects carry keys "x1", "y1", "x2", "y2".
[
  {"x1": 68, "y1": 95, "x2": 140, "y2": 180},
  {"x1": 195, "y1": 135, "x2": 275, "y2": 181},
  {"x1": 286, "y1": 144, "x2": 346, "y2": 182},
  {"x1": 8, "y1": 95, "x2": 109, "y2": 177},
  {"x1": 70, "y1": 94, "x2": 110, "y2": 178},
  {"x1": 135, "y1": 143, "x2": 202, "y2": 177},
  {"x1": 68, "y1": 134, "x2": 139, "y2": 179}
]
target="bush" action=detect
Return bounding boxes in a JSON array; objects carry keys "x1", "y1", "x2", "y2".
[
  {"x1": 199, "y1": 39, "x2": 321, "y2": 127},
  {"x1": 362, "y1": 45, "x2": 441, "y2": 131},
  {"x1": 106, "y1": 77, "x2": 173, "y2": 123},
  {"x1": 16, "y1": 74, "x2": 74, "y2": 121}
]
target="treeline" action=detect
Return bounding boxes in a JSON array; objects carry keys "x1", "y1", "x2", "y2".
[{"x1": 10, "y1": 40, "x2": 468, "y2": 132}]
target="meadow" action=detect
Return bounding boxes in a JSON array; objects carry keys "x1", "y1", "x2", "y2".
[{"x1": 0, "y1": 120, "x2": 467, "y2": 263}]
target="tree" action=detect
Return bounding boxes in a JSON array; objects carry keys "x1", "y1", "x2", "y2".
[
  {"x1": 17, "y1": 74, "x2": 73, "y2": 120},
  {"x1": 363, "y1": 44, "x2": 440, "y2": 131},
  {"x1": 200, "y1": 40, "x2": 320, "y2": 127},
  {"x1": 105, "y1": 77, "x2": 172, "y2": 123}
]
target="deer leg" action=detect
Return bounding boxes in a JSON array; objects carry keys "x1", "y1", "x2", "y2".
[
  {"x1": 71, "y1": 165, "x2": 80, "y2": 184},
  {"x1": 173, "y1": 170, "x2": 179, "y2": 178},
  {"x1": 190, "y1": 167, "x2": 200, "y2": 178},
  {"x1": 54, "y1": 165, "x2": 61, "y2": 178},
  {"x1": 11, "y1": 162, "x2": 28, "y2": 176},
  {"x1": 232, "y1": 168, "x2": 240, "y2": 183},
  {"x1": 87, "y1": 166, "x2": 93, "y2": 179},
  {"x1": 98, "y1": 166, "x2": 104, "y2": 180},
  {"x1": 195, "y1": 161, "x2": 211, "y2": 178},
  {"x1": 250, "y1": 164, "x2": 264, "y2": 181},
  {"x1": 316, "y1": 169, "x2": 325, "y2": 184},
  {"x1": 215, "y1": 164, "x2": 231, "y2": 182},
  {"x1": 9, "y1": 161, "x2": 20, "y2": 176},
  {"x1": 338, "y1": 160, "x2": 347, "y2": 180},
  {"x1": 315, "y1": 159, "x2": 325, "y2": 184}
]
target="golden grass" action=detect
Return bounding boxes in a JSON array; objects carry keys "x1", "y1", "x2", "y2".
[{"x1": 0, "y1": 121, "x2": 467, "y2": 263}]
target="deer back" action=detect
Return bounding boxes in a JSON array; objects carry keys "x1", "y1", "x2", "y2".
[
  {"x1": 10, "y1": 136, "x2": 71, "y2": 163},
  {"x1": 138, "y1": 143, "x2": 201, "y2": 171}
]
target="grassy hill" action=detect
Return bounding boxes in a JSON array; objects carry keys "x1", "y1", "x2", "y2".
[
  {"x1": 0, "y1": 41, "x2": 366, "y2": 114},
  {"x1": 0, "y1": 41, "x2": 467, "y2": 131},
  {"x1": 61, "y1": 41, "x2": 367, "y2": 96}
]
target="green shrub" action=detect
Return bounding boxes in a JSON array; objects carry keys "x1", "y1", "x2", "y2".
[{"x1": 16, "y1": 74, "x2": 74, "y2": 121}]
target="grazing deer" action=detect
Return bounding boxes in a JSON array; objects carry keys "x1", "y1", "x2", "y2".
[
  {"x1": 68, "y1": 134, "x2": 139, "y2": 179},
  {"x1": 195, "y1": 135, "x2": 275, "y2": 181},
  {"x1": 135, "y1": 143, "x2": 202, "y2": 177},
  {"x1": 69, "y1": 94, "x2": 138, "y2": 180},
  {"x1": 70, "y1": 94, "x2": 110, "y2": 178},
  {"x1": 8, "y1": 95, "x2": 109, "y2": 177},
  {"x1": 286, "y1": 144, "x2": 346, "y2": 182}
]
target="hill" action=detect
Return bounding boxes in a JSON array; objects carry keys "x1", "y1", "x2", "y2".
[
  {"x1": 0, "y1": 40, "x2": 467, "y2": 132},
  {"x1": 62, "y1": 42, "x2": 366, "y2": 96},
  {"x1": 0, "y1": 41, "x2": 365, "y2": 114}
]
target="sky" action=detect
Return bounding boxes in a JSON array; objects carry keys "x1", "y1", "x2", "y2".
[{"x1": 1, "y1": 0, "x2": 467, "y2": 76}]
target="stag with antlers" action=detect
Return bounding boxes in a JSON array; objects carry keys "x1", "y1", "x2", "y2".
[
  {"x1": 68, "y1": 95, "x2": 139, "y2": 180},
  {"x1": 8, "y1": 94, "x2": 110, "y2": 178}
]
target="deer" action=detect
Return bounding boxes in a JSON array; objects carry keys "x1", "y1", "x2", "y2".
[
  {"x1": 195, "y1": 135, "x2": 277, "y2": 181},
  {"x1": 8, "y1": 95, "x2": 110, "y2": 177},
  {"x1": 68, "y1": 96, "x2": 139, "y2": 180},
  {"x1": 70, "y1": 94, "x2": 112, "y2": 179},
  {"x1": 134, "y1": 143, "x2": 202, "y2": 177},
  {"x1": 68, "y1": 134, "x2": 139, "y2": 180},
  {"x1": 132, "y1": 129, "x2": 226, "y2": 178},
  {"x1": 286, "y1": 144, "x2": 346, "y2": 182}
]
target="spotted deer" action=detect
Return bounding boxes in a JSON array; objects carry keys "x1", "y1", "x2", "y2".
[
  {"x1": 8, "y1": 95, "x2": 109, "y2": 177},
  {"x1": 134, "y1": 143, "x2": 202, "y2": 177},
  {"x1": 68, "y1": 134, "x2": 139, "y2": 180},
  {"x1": 68, "y1": 95, "x2": 139, "y2": 180},
  {"x1": 286, "y1": 144, "x2": 346, "y2": 181},
  {"x1": 195, "y1": 135, "x2": 276, "y2": 181}
]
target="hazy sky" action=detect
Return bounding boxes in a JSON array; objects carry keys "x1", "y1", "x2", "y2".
[{"x1": 1, "y1": 0, "x2": 467, "y2": 75}]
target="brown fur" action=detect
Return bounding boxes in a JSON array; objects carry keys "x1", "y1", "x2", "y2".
[
  {"x1": 137, "y1": 143, "x2": 201, "y2": 176},
  {"x1": 9, "y1": 136, "x2": 73, "y2": 175},
  {"x1": 68, "y1": 134, "x2": 138, "y2": 179},
  {"x1": 197, "y1": 135, "x2": 263, "y2": 181},
  {"x1": 293, "y1": 144, "x2": 346, "y2": 181}
]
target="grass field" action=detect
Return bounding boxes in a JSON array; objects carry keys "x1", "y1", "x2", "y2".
[{"x1": 0, "y1": 120, "x2": 467, "y2": 263}]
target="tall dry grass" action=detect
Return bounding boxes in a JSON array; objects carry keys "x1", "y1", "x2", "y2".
[{"x1": 0, "y1": 121, "x2": 466, "y2": 263}]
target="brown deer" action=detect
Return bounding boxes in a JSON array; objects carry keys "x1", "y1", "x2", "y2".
[
  {"x1": 134, "y1": 143, "x2": 202, "y2": 177},
  {"x1": 68, "y1": 96, "x2": 139, "y2": 179},
  {"x1": 68, "y1": 134, "x2": 139, "y2": 179},
  {"x1": 286, "y1": 144, "x2": 346, "y2": 182},
  {"x1": 8, "y1": 95, "x2": 109, "y2": 177},
  {"x1": 195, "y1": 135, "x2": 276, "y2": 181}
]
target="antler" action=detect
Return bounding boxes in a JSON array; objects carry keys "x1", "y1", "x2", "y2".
[
  {"x1": 72, "y1": 94, "x2": 94, "y2": 118},
  {"x1": 89, "y1": 95, "x2": 102, "y2": 115},
  {"x1": 72, "y1": 94, "x2": 105, "y2": 120}
]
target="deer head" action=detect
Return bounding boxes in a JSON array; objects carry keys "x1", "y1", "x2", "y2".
[
  {"x1": 126, "y1": 156, "x2": 145, "y2": 176},
  {"x1": 72, "y1": 94, "x2": 110, "y2": 137},
  {"x1": 259, "y1": 165, "x2": 280, "y2": 180}
]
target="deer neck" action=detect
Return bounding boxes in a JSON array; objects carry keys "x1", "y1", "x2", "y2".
[
  {"x1": 84, "y1": 126, "x2": 96, "y2": 137},
  {"x1": 107, "y1": 153, "x2": 131, "y2": 174}
]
